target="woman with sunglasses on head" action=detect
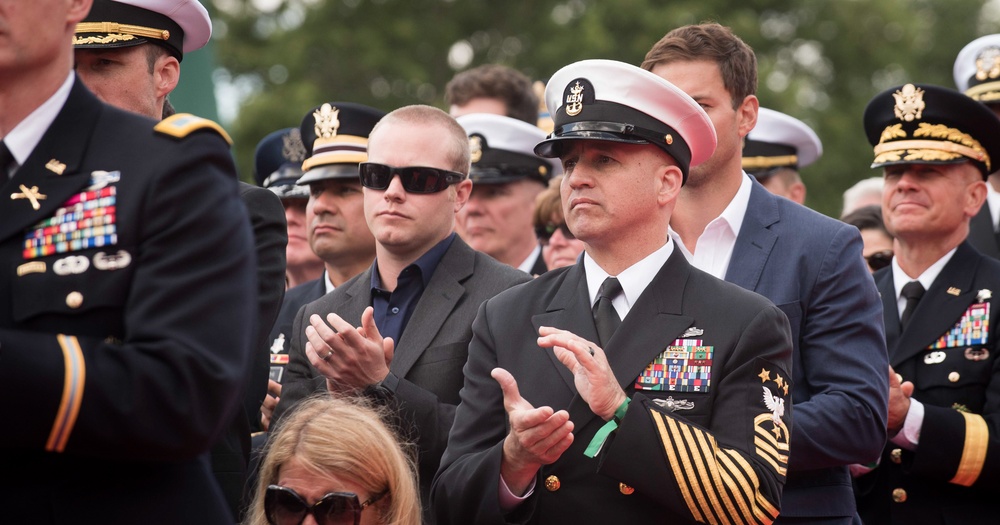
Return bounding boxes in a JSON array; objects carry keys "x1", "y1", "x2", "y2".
[
  {"x1": 532, "y1": 176, "x2": 587, "y2": 271},
  {"x1": 841, "y1": 204, "x2": 895, "y2": 273},
  {"x1": 245, "y1": 396, "x2": 421, "y2": 525}
]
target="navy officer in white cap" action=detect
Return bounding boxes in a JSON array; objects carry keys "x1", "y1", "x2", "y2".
[
  {"x1": 433, "y1": 59, "x2": 794, "y2": 524},
  {"x1": 74, "y1": 0, "x2": 212, "y2": 119},
  {"x1": 742, "y1": 107, "x2": 822, "y2": 206},
  {"x1": 954, "y1": 34, "x2": 1000, "y2": 259},
  {"x1": 456, "y1": 113, "x2": 560, "y2": 275}
]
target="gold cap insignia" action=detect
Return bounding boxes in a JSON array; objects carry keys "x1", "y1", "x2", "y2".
[
  {"x1": 282, "y1": 128, "x2": 307, "y2": 163},
  {"x1": 975, "y1": 46, "x2": 1000, "y2": 81},
  {"x1": 565, "y1": 81, "x2": 585, "y2": 117},
  {"x1": 469, "y1": 135, "x2": 483, "y2": 164},
  {"x1": 893, "y1": 84, "x2": 925, "y2": 122},
  {"x1": 313, "y1": 103, "x2": 341, "y2": 140}
]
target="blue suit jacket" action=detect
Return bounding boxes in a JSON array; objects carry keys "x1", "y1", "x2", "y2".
[{"x1": 726, "y1": 178, "x2": 889, "y2": 521}]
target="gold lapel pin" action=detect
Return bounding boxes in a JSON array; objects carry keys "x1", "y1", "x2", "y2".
[
  {"x1": 11, "y1": 184, "x2": 47, "y2": 210},
  {"x1": 947, "y1": 287, "x2": 961, "y2": 296},
  {"x1": 45, "y1": 159, "x2": 66, "y2": 175}
]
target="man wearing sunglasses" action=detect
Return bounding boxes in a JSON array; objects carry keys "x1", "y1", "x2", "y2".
[
  {"x1": 275, "y1": 105, "x2": 531, "y2": 518},
  {"x1": 433, "y1": 59, "x2": 794, "y2": 524},
  {"x1": 455, "y1": 113, "x2": 559, "y2": 276},
  {"x1": 853, "y1": 84, "x2": 1000, "y2": 525}
]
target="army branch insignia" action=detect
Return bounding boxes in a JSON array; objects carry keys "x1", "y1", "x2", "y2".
[{"x1": 893, "y1": 84, "x2": 925, "y2": 122}]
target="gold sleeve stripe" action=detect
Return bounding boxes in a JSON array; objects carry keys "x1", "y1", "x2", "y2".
[
  {"x1": 46, "y1": 335, "x2": 86, "y2": 452},
  {"x1": 651, "y1": 408, "x2": 778, "y2": 525},
  {"x1": 950, "y1": 412, "x2": 989, "y2": 486},
  {"x1": 719, "y1": 449, "x2": 780, "y2": 523},
  {"x1": 753, "y1": 437, "x2": 787, "y2": 476},
  {"x1": 677, "y1": 422, "x2": 733, "y2": 525},
  {"x1": 653, "y1": 411, "x2": 708, "y2": 523}
]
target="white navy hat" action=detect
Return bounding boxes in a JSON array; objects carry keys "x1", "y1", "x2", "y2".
[
  {"x1": 743, "y1": 107, "x2": 823, "y2": 177},
  {"x1": 457, "y1": 113, "x2": 561, "y2": 186},
  {"x1": 954, "y1": 34, "x2": 1000, "y2": 103},
  {"x1": 534, "y1": 59, "x2": 716, "y2": 182},
  {"x1": 74, "y1": 0, "x2": 212, "y2": 60}
]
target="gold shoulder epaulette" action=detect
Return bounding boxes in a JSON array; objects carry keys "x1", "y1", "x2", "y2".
[{"x1": 154, "y1": 113, "x2": 233, "y2": 145}]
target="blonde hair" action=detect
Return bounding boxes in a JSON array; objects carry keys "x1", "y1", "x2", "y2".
[
  {"x1": 245, "y1": 396, "x2": 421, "y2": 525},
  {"x1": 369, "y1": 105, "x2": 471, "y2": 175}
]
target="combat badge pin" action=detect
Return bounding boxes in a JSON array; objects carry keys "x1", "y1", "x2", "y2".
[
  {"x1": 11, "y1": 184, "x2": 46, "y2": 210},
  {"x1": 681, "y1": 326, "x2": 704, "y2": 338},
  {"x1": 93, "y1": 250, "x2": 131, "y2": 271},
  {"x1": 653, "y1": 396, "x2": 695, "y2": 412}
]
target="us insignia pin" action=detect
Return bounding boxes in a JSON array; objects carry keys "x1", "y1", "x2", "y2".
[{"x1": 45, "y1": 159, "x2": 66, "y2": 175}]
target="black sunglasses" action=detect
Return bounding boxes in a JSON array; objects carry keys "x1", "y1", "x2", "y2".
[
  {"x1": 265, "y1": 484, "x2": 386, "y2": 525},
  {"x1": 359, "y1": 162, "x2": 465, "y2": 194},
  {"x1": 535, "y1": 222, "x2": 575, "y2": 245},
  {"x1": 865, "y1": 250, "x2": 893, "y2": 271}
]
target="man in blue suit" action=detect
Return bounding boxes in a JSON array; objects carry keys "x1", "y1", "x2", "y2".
[{"x1": 644, "y1": 23, "x2": 889, "y2": 524}]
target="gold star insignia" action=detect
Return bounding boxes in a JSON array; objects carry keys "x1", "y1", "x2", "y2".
[
  {"x1": 775, "y1": 375, "x2": 785, "y2": 390},
  {"x1": 771, "y1": 423, "x2": 782, "y2": 440},
  {"x1": 783, "y1": 384, "x2": 789, "y2": 396},
  {"x1": 758, "y1": 368, "x2": 771, "y2": 383}
]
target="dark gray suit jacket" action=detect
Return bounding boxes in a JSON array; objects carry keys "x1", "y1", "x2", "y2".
[
  {"x1": 726, "y1": 179, "x2": 889, "y2": 522},
  {"x1": 275, "y1": 236, "x2": 530, "y2": 503}
]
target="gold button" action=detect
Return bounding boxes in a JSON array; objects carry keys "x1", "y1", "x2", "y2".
[
  {"x1": 948, "y1": 371, "x2": 960, "y2": 383},
  {"x1": 544, "y1": 475, "x2": 560, "y2": 492},
  {"x1": 619, "y1": 482, "x2": 634, "y2": 495},
  {"x1": 892, "y1": 488, "x2": 907, "y2": 503},
  {"x1": 891, "y1": 448, "x2": 902, "y2": 464},
  {"x1": 66, "y1": 291, "x2": 83, "y2": 309}
]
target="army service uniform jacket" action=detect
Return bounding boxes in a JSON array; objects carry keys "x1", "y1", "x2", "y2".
[
  {"x1": 275, "y1": 237, "x2": 531, "y2": 506},
  {"x1": 432, "y1": 248, "x2": 794, "y2": 524},
  {"x1": 858, "y1": 241, "x2": 1000, "y2": 524},
  {"x1": 0, "y1": 80, "x2": 257, "y2": 524}
]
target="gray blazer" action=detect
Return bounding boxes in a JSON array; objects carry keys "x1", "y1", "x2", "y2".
[{"x1": 274, "y1": 236, "x2": 530, "y2": 502}]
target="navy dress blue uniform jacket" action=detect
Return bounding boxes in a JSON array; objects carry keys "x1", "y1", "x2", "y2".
[{"x1": 0, "y1": 80, "x2": 257, "y2": 524}]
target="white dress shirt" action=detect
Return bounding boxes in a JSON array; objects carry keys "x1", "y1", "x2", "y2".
[
  {"x1": 3, "y1": 72, "x2": 74, "y2": 177},
  {"x1": 669, "y1": 173, "x2": 752, "y2": 279}
]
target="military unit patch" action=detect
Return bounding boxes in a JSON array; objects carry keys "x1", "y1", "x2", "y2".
[
  {"x1": 928, "y1": 301, "x2": 989, "y2": 349},
  {"x1": 23, "y1": 185, "x2": 117, "y2": 260},
  {"x1": 635, "y1": 338, "x2": 713, "y2": 393}
]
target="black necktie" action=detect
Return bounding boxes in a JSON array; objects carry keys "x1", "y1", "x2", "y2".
[
  {"x1": 0, "y1": 141, "x2": 13, "y2": 180},
  {"x1": 900, "y1": 281, "x2": 925, "y2": 331},
  {"x1": 593, "y1": 277, "x2": 623, "y2": 348}
]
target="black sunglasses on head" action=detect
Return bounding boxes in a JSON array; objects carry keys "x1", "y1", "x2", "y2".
[
  {"x1": 865, "y1": 250, "x2": 893, "y2": 271},
  {"x1": 535, "y1": 222, "x2": 575, "y2": 245},
  {"x1": 359, "y1": 162, "x2": 465, "y2": 194},
  {"x1": 264, "y1": 484, "x2": 386, "y2": 525}
]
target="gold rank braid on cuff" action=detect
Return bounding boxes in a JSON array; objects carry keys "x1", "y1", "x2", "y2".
[{"x1": 950, "y1": 411, "x2": 989, "y2": 487}]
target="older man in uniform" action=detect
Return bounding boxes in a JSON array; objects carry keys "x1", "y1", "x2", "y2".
[
  {"x1": 432, "y1": 59, "x2": 794, "y2": 524},
  {"x1": 954, "y1": 34, "x2": 1000, "y2": 259},
  {"x1": 854, "y1": 83, "x2": 1000, "y2": 525},
  {"x1": 456, "y1": 113, "x2": 558, "y2": 275},
  {"x1": 256, "y1": 127, "x2": 323, "y2": 290},
  {"x1": 0, "y1": 0, "x2": 256, "y2": 523},
  {"x1": 742, "y1": 107, "x2": 822, "y2": 206}
]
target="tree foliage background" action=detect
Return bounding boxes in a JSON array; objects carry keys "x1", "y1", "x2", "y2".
[{"x1": 211, "y1": 0, "x2": 999, "y2": 217}]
